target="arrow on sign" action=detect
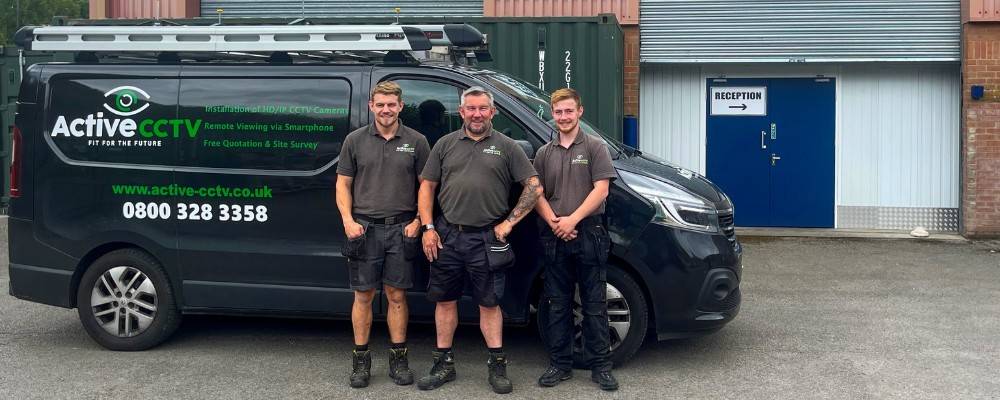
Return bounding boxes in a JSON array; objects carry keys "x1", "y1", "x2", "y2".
[{"x1": 728, "y1": 104, "x2": 747, "y2": 111}]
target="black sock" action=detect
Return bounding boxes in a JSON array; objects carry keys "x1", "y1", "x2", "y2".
[
  {"x1": 488, "y1": 347, "x2": 504, "y2": 355},
  {"x1": 390, "y1": 342, "x2": 406, "y2": 349},
  {"x1": 436, "y1": 347, "x2": 452, "y2": 353},
  {"x1": 355, "y1": 344, "x2": 369, "y2": 352}
]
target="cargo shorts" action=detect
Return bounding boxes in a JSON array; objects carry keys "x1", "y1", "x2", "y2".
[
  {"x1": 426, "y1": 218, "x2": 506, "y2": 307},
  {"x1": 342, "y1": 220, "x2": 420, "y2": 291}
]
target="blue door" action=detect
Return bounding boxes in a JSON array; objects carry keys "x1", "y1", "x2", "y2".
[{"x1": 706, "y1": 78, "x2": 835, "y2": 228}]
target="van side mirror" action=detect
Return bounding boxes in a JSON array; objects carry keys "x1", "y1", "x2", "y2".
[{"x1": 515, "y1": 140, "x2": 535, "y2": 159}]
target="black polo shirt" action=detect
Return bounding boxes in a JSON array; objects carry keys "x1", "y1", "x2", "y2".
[
  {"x1": 421, "y1": 129, "x2": 537, "y2": 227},
  {"x1": 533, "y1": 132, "x2": 617, "y2": 217},
  {"x1": 337, "y1": 123, "x2": 430, "y2": 218}
]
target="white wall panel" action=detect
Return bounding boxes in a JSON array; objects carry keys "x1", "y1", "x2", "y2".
[
  {"x1": 839, "y1": 63, "x2": 960, "y2": 208},
  {"x1": 639, "y1": 64, "x2": 703, "y2": 173},
  {"x1": 640, "y1": 62, "x2": 960, "y2": 212}
]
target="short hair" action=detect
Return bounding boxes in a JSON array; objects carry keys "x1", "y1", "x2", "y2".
[
  {"x1": 550, "y1": 88, "x2": 582, "y2": 108},
  {"x1": 460, "y1": 86, "x2": 494, "y2": 107},
  {"x1": 370, "y1": 81, "x2": 402, "y2": 102}
]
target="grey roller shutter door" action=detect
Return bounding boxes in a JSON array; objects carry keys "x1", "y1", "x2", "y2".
[
  {"x1": 202, "y1": 0, "x2": 483, "y2": 18},
  {"x1": 640, "y1": 0, "x2": 960, "y2": 63}
]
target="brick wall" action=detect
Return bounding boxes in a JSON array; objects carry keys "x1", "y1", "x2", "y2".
[
  {"x1": 623, "y1": 25, "x2": 639, "y2": 117},
  {"x1": 963, "y1": 22, "x2": 1000, "y2": 237}
]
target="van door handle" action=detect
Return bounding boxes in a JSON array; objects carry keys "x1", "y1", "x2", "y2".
[
  {"x1": 770, "y1": 153, "x2": 781, "y2": 166},
  {"x1": 761, "y1": 131, "x2": 767, "y2": 149}
]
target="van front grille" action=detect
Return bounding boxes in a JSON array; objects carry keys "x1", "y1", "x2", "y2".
[{"x1": 718, "y1": 211, "x2": 736, "y2": 243}]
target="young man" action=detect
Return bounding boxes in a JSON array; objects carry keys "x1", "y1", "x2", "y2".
[
  {"x1": 533, "y1": 88, "x2": 619, "y2": 391},
  {"x1": 416, "y1": 87, "x2": 542, "y2": 394},
  {"x1": 335, "y1": 81, "x2": 430, "y2": 388}
]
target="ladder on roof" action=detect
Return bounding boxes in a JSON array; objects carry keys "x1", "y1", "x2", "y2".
[{"x1": 14, "y1": 24, "x2": 484, "y2": 53}]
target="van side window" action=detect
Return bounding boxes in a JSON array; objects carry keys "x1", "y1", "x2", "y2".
[
  {"x1": 45, "y1": 78, "x2": 181, "y2": 165},
  {"x1": 491, "y1": 110, "x2": 532, "y2": 142},
  {"x1": 389, "y1": 79, "x2": 462, "y2": 146},
  {"x1": 177, "y1": 78, "x2": 351, "y2": 171}
]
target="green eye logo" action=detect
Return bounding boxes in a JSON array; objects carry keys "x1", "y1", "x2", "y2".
[{"x1": 103, "y1": 86, "x2": 151, "y2": 117}]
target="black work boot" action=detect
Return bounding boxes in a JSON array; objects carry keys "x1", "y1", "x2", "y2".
[
  {"x1": 349, "y1": 349, "x2": 372, "y2": 388},
  {"x1": 537, "y1": 366, "x2": 573, "y2": 387},
  {"x1": 417, "y1": 350, "x2": 456, "y2": 390},
  {"x1": 591, "y1": 370, "x2": 619, "y2": 391},
  {"x1": 388, "y1": 347, "x2": 414, "y2": 385},
  {"x1": 487, "y1": 352, "x2": 514, "y2": 394}
]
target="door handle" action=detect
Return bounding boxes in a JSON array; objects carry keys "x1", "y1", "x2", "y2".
[
  {"x1": 770, "y1": 153, "x2": 781, "y2": 166},
  {"x1": 761, "y1": 131, "x2": 767, "y2": 149}
]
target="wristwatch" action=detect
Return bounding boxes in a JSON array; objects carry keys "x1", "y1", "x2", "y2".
[{"x1": 423, "y1": 223, "x2": 435, "y2": 231}]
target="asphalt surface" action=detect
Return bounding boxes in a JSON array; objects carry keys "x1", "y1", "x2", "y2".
[{"x1": 2, "y1": 218, "x2": 999, "y2": 399}]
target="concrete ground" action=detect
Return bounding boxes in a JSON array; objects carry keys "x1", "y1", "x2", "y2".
[{"x1": 1, "y1": 218, "x2": 998, "y2": 399}]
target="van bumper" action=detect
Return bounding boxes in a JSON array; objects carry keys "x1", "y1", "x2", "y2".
[
  {"x1": 8, "y1": 263, "x2": 75, "y2": 308},
  {"x1": 623, "y1": 223, "x2": 743, "y2": 340}
]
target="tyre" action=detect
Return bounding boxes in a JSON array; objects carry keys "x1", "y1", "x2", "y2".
[
  {"x1": 536, "y1": 266, "x2": 649, "y2": 368},
  {"x1": 76, "y1": 249, "x2": 181, "y2": 351}
]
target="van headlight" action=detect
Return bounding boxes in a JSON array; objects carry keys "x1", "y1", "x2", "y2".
[{"x1": 619, "y1": 170, "x2": 720, "y2": 233}]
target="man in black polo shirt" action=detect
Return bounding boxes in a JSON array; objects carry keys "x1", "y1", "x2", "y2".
[
  {"x1": 533, "y1": 88, "x2": 619, "y2": 391},
  {"x1": 415, "y1": 86, "x2": 541, "y2": 394},
  {"x1": 336, "y1": 81, "x2": 430, "y2": 388}
]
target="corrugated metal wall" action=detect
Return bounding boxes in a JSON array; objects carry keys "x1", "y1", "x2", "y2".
[
  {"x1": 201, "y1": 0, "x2": 483, "y2": 17},
  {"x1": 92, "y1": 0, "x2": 199, "y2": 19},
  {"x1": 839, "y1": 63, "x2": 960, "y2": 209},
  {"x1": 638, "y1": 64, "x2": 703, "y2": 172},
  {"x1": 484, "y1": 0, "x2": 638, "y2": 24},
  {"x1": 640, "y1": 0, "x2": 961, "y2": 63},
  {"x1": 639, "y1": 63, "x2": 960, "y2": 211}
]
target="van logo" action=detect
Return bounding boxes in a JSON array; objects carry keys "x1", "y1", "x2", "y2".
[
  {"x1": 483, "y1": 145, "x2": 502, "y2": 156},
  {"x1": 571, "y1": 154, "x2": 589, "y2": 165},
  {"x1": 51, "y1": 85, "x2": 202, "y2": 144},
  {"x1": 103, "y1": 86, "x2": 151, "y2": 117}
]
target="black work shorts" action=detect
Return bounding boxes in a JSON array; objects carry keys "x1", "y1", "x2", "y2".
[
  {"x1": 426, "y1": 219, "x2": 506, "y2": 307},
  {"x1": 344, "y1": 220, "x2": 420, "y2": 291}
]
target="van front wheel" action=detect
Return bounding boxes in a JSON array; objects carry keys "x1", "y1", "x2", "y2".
[
  {"x1": 536, "y1": 266, "x2": 649, "y2": 368},
  {"x1": 76, "y1": 249, "x2": 180, "y2": 351}
]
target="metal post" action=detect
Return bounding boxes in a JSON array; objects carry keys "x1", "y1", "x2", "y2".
[
  {"x1": 16, "y1": 0, "x2": 21, "y2": 31},
  {"x1": 301, "y1": 0, "x2": 305, "y2": 19}
]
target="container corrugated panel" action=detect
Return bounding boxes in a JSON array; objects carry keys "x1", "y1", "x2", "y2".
[
  {"x1": 641, "y1": 0, "x2": 961, "y2": 63},
  {"x1": 106, "y1": 0, "x2": 198, "y2": 19},
  {"x1": 158, "y1": 15, "x2": 623, "y2": 139},
  {"x1": 484, "y1": 0, "x2": 638, "y2": 25},
  {"x1": 201, "y1": 0, "x2": 483, "y2": 17}
]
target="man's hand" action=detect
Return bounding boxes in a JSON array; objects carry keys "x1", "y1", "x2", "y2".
[
  {"x1": 493, "y1": 220, "x2": 513, "y2": 243},
  {"x1": 403, "y1": 220, "x2": 421, "y2": 238},
  {"x1": 344, "y1": 220, "x2": 365, "y2": 240},
  {"x1": 422, "y1": 230, "x2": 443, "y2": 262},
  {"x1": 551, "y1": 216, "x2": 579, "y2": 241}
]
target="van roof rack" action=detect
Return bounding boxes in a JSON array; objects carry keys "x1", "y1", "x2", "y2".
[{"x1": 14, "y1": 24, "x2": 485, "y2": 53}]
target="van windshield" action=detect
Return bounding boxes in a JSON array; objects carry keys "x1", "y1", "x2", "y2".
[{"x1": 480, "y1": 72, "x2": 624, "y2": 156}]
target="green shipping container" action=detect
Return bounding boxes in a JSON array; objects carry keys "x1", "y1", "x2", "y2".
[{"x1": 66, "y1": 14, "x2": 625, "y2": 139}]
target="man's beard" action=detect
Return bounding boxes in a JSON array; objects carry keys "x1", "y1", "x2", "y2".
[{"x1": 464, "y1": 120, "x2": 492, "y2": 135}]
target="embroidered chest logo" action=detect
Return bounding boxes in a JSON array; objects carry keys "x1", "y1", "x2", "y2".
[
  {"x1": 571, "y1": 154, "x2": 589, "y2": 165},
  {"x1": 396, "y1": 143, "x2": 416, "y2": 153},
  {"x1": 483, "y1": 145, "x2": 502, "y2": 156}
]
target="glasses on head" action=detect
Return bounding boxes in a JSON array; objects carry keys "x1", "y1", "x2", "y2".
[{"x1": 462, "y1": 105, "x2": 492, "y2": 114}]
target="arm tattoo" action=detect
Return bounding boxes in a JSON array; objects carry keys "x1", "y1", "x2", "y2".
[{"x1": 508, "y1": 176, "x2": 541, "y2": 223}]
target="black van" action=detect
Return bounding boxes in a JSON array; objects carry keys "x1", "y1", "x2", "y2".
[{"x1": 8, "y1": 24, "x2": 742, "y2": 366}]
